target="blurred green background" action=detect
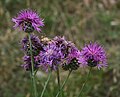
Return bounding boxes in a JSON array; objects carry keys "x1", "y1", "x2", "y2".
[{"x1": 0, "y1": 0, "x2": 120, "y2": 97}]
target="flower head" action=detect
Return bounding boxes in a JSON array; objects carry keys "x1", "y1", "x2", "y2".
[
  {"x1": 79, "y1": 42, "x2": 107, "y2": 69},
  {"x1": 36, "y1": 42, "x2": 63, "y2": 72},
  {"x1": 12, "y1": 9, "x2": 44, "y2": 32},
  {"x1": 62, "y1": 43, "x2": 81, "y2": 71},
  {"x1": 53, "y1": 36, "x2": 71, "y2": 58},
  {"x1": 21, "y1": 55, "x2": 40, "y2": 71},
  {"x1": 21, "y1": 34, "x2": 43, "y2": 56},
  {"x1": 53, "y1": 36, "x2": 81, "y2": 71}
]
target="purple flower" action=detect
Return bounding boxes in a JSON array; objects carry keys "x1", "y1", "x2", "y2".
[
  {"x1": 53, "y1": 36, "x2": 81, "y2": 71},
  {"x1": 79, "y1": 42, "x2": 107, "y2": 69},
  {"x1": 12, "y1": 9, "x2": 44, "y2": 32},
  {"x1": 66, "y1": 44, "x2": 80, "y2": 64},
  {"x1": 36, "y1": 42, "x2": 62, "y2": 72},
  {"x1": 21, "y1": 55, "x2": 40, "y2": 71},
  {"x1": 53, "y1": 36, "x2": 71, "y2": 58},
  {"x1": 62, "y1": 43, "x2": 81, "y2": 71},
  {"x1": 21, "y1": 34, "x2": 43, "y2": 56}
]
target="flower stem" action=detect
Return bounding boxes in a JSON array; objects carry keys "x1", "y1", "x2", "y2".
[
  {"x1": 56, "y1": 67, "x2": 61, "y2": 96},
  {"x1": 55, "y1": 70, "x2": 72, "y2": 97},
  {"x1": 29, "y1": 34, "x2": 38, "y2": 97},
  {"x1": 77, "y1": 67, "x2": 92, "y2": 97},
  {"x1": 40, "y1": 71, "x2": 52, "y2": 97}
]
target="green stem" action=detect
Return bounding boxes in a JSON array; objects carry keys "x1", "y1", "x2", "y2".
[
  {"x1": 40, "y1": 71, "x2": 52, "y2": 97},
  {"x1": 56, "y1": 67, "x2": 61, "y2": 92},
  {"x1": 55, "y1": 70, "x2": 72, "y2": 97},
  {"x1": 77, "y1": 67, "x2": 92, "y2": 97},
  {"x1": 29, "y1": 34, "x2": 38, "y2": 97}
]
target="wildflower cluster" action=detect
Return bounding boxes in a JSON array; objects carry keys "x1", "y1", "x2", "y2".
[
  {"x1": 21, "y1": 36, "x2": 107, "y2": 72},
  {"x1": 21, "y1": 35, "x2": 82, "y2": 71},
  {"x1": 12, "y1": 9, "x2": 108, "y2": 97},
  {"x1": 12, "y1": 9, "x2": 107, "y2": 71}
]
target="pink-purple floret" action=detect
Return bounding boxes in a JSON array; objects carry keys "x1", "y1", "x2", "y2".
[
  {"x1": 80, "y1": 43, "x2": 107, "y2": 69},
  {"x1": 20, "y1": 34, "x2": 43, "y2": 55},
  {"x1": 12, "y1": 9, "x2": 44, "y2": 32}
]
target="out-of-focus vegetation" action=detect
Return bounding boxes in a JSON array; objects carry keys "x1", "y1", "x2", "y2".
[{"x1": 0, "y1": 0, "x2": 120, "y2": 97}]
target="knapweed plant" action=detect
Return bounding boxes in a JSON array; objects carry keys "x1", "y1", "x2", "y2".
[{"x1": 12, "y1": 9, "x2": 107, "y2": 97}]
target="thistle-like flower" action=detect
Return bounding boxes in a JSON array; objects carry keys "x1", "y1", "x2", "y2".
[
  {"x1": 12, "y1": 9, "x2": 44, "y2": 32},
  {"x1": 79, "y1": 42, "x2": 107, "y2": 69},
  {"x1": 22, "y1": 55, "x2": 40, "y2": 71},
  {"x1": 53, "y1": 36, "x2": 80, "y2": 71},
  {"x1": 21, "y1": 34, "x2": 43, "y2": 56},
  {"x1": 62, "y1": 43, "x2": 81, "y2": 71},
  {"x1": 36, "y1": 41, "x2": 63, "y2": 72},
  {"x1": 53, "y1": 36, "x2": 71, "y2": 58}
]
